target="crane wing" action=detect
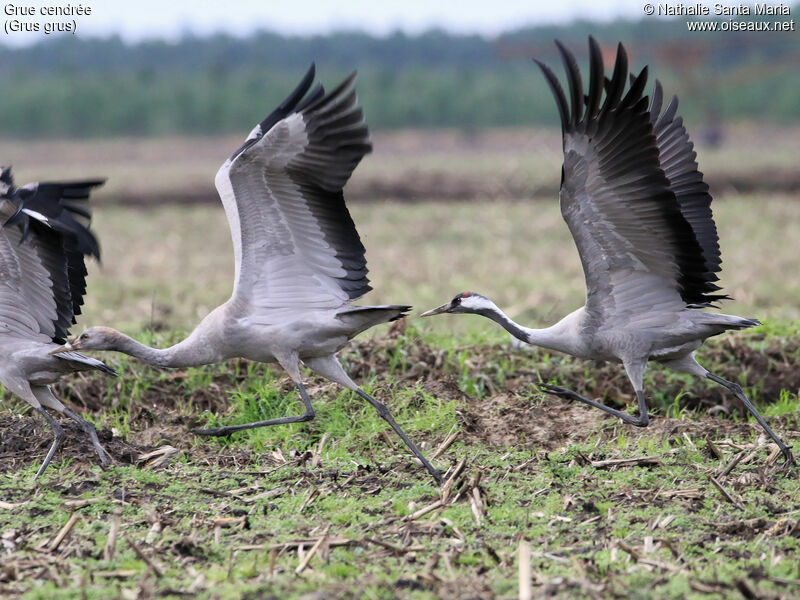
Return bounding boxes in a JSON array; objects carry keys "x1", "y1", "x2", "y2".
[
  {"x1": 536, "y1": 38, "x2": 724, "y2": 329},
  {"x1": 0, "y1": 170, "x2": 102, "y2": 343},
  {"x1": 648, "y1": 81, "x2": 725, "y2": 303},
  {"x1": 215, "y1": 65, "x2": 372, "y2": 313}
]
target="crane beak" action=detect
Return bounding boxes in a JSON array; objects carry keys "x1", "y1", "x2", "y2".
[
  {"x1": 49, "y1": 342, "x2": 75, "y2": 355},
  {"x1": 420, "y1": 303, "x2": 452, "y2": 317}
]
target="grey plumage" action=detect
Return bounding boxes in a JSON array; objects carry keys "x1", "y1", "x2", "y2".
[
  {"x1": 55, "y1": 66, "x2": 442, "y2": 484},
  {"x1": 422, "y1": 38, "x2": 793, "y2": 467},
  {"x1": 0, "y1": 166, "x2": 114, "y2": 478}
]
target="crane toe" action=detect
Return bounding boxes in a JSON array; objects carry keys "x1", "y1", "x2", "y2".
[{"x1": 536, "y1": 382, "x2": 575, "y2": 399}]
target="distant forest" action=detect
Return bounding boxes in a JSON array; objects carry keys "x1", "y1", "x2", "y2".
[{"x1": 0, "y1": 16, "x2": 798, "y2": 137}]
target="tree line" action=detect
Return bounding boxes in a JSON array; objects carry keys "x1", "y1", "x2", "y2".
[{"x1": 0, "y1": 18, "x2": 797, "y2": 137}]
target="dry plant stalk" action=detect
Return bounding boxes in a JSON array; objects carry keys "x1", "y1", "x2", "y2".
[
  {"x1": 403, "y1": 499, "x2": 444, "y2": 522},
  {"x1": 717, "y1": 451, "x2": 746, "y2": 477},
  {"x1": 138, "y1": 445, "x2": 180, "y2": 468},
  {"x1": 311, "y1": 432, "x2": 330, "y2": 468},
  {"x1": 366, "y1": 537, "x2": 424, "y2": 554},
  {"x1": 705, "y1": 437, "x2": 724, "y2": 461},
  {"x1": 708, "y1": 475, "x2": 744, "y2": 509},
  {"x1": 590, "y1": 455, "x2": 662, "y2": 468},
  {"x1": 63, "y1": 498, "x2": 101, "y2": 509},
  {"x1": 518, "y1": 540, "x2": 532, "y2": 600},
  {"x1": 430, "y1": 426, "x2": 460, "y2": 460},
  {"x1": 123, "y1": 533, "x2": 164, "y2": 577},
  {"x1": 103, "y1": 508, "x2": 122, "y2": 561},
  {"x1": 470, "y1": 487, "x2": 484, "y2": 525},
  {"x1": 295, "y1": 525, "x2": 330, "y2": 575},
  {"x1": 48, "y1": 513, "x2": 80, "y2": 552},
  {"x1": 440, "y1": 458, "x2": 468, "y2": 504},
  {"x1": 299, "y1": 487, "x2": 320, "y2": 512}
]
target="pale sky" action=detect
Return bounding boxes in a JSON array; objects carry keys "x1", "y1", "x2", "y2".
[{"x1": 2, "y1": 0, "x2": 652, "y2": 45}]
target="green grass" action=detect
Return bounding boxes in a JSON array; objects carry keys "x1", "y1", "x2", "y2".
[
  {"x1": 3, "y1": 323, "x2": 800, "y2": 599},
  {"x1": 3, "y1": 432, "x2": 799, "y2": 599}
]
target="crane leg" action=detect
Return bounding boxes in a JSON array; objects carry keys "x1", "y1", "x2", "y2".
[
  {"x1": 62, "y1": 408, "x2": 110, "y2": 466},
  {"x1": 300, "y1": 354, "x2": 442, "y2": 484},
  {"x1": 34, "y1": 407, "x2": 65, "y2": 479},
  {"x1": 537, "y1": 384, "x2": 651, "y2": 427},
  {"x1": 191, "y1": 382, "x2": 316, "y2": 437},
  {"x1": 353, "y1": 388, "x2": 443, "y2": 485},
  {"x1": 706, "y1": 373, "x2": 795, "y2": 467}
]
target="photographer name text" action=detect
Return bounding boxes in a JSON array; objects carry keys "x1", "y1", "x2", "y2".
[{"x1": 655, "y1": 3, "x2": 789, "y2": 16}]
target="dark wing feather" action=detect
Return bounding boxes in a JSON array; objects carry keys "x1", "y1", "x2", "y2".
[
  {"x1": 220, "y1": 69, "x2": 372, "y2": 310},
  {"x1": 287, "y1": 73, "x2": 372, "y2": 299},
  {"x1": 537, "y1": 37, "x2": 721, "y2": 327},
  {"x1": 3, "y1": 176, "x2": 103, "y2": 342},
  {"x1": 229, "y1": 63, "x2": 325, "y2": 162},
  {"x1": 649, "y1": 80, "x2": 726, "y2": 305}
]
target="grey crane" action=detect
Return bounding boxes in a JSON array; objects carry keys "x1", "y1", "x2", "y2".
[
  {"x1": 421, "y1": 38, "x2": 794, "y2": 466},
  {"x1": 52, "y1": 66, "x2": 442, "y2": 483},
  {"x1": 0, "y1": 166, "x2": 116, "y2": 478}
]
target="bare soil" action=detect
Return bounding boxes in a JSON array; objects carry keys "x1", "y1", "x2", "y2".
[{"x1": 3, "y1": 335, "x2": 797, "y2": 476}]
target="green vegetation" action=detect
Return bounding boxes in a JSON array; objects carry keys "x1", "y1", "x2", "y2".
[
  {"x1": 1, "y1": 190, "x2": 799, "y2": 596},
  {"x1": 1, "y1": 20, "x2": 798, "y2": 137},
  {"x1": 1, "y1": 323, "x2": 799, "y2": 599}
]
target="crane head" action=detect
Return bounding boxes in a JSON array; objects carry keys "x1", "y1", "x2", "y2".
[
  {"x1": 420, "y1": 292, "x2": 491, "y2": 317},
  {"x1": 49, "y1": 326, "x2": 117, "y2": 354}
]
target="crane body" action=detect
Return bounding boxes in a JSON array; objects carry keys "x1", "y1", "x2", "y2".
[
  {"x1": 54, "y1": 67, "x2": 442, "y2": 483},
  {"x1": 422, "y1": 38, "x2": 793, "y2": 465},
  {"x1": 0, "y1": 167, "x2": 115, "y2": 477}
]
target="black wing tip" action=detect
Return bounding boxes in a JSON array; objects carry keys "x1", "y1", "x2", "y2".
[
  {"x1": 253, "y1": 63, "x2": 321, "y2": 138},
  {"x1": 51, "y1": 178, "x2": 106, "y2": 187},
  {"x1": 540, "y1": 37, "x2": 641, "y2": 132},
  {"x1": 553, "y1": 38, "x2": 569, "y2": 55},
  {"x1": 280, "y1": 62, "x2": 316, "y2": 112},
  {"x1": 388, "y1": 305, "x2": 413, "y2": 321},
  {"x1": 101, "y1": 363, "x2": 119, "y2": 377},
  {"x1": 0, "y1": 165, "x2": 14, "y2": 189},
  {"x1": 534, "y1": 57, "x2": 569, "y2": 132},
  {"x1": 547, "y1": 38, "x2": 724, "y2": 309}
]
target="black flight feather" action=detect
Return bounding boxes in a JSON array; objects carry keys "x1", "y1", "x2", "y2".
[
  {"x1": 1, "y1": 172, "x2": 103, "y2": 342},
  {"x1": 537, "y1": 38, "x2": 726, "y2": 308}
]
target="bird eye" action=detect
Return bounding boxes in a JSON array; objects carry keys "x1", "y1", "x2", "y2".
[{"x1": 80, "y1": 333, "x2": 88, "y2": 340}]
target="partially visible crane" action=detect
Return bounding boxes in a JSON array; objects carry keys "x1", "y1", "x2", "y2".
[
  {"x1": 0, "y1": 166, "x2": 115, "y2": 478},
  {"x1": 53, "y1": 66, "x2": 442, "y2": 484},
  {"x1": 422, "y1": 38, "x2": 794, "y2": 466}
]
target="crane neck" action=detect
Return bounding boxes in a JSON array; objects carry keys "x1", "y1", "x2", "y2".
[
  {"x1": 106, "y1": 329, "x2": 219, "y2": 368},
  {"x1": 477, "y1": 306, "x2": 582, "y2": 357}
]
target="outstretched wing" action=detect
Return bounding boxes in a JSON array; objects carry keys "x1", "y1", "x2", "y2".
[
  {"x1": 648, "y1": 82, "x2": 725, "y2": 304},
  {"x1": 535, "y1": 37, "x2": 723, "y2": 330},
  {"x1": 0, "y1": 174, "x2": 103, "y2": 343},
  {"x1": 215, "y1": 65, "x2": 372, "y2": 314}
]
